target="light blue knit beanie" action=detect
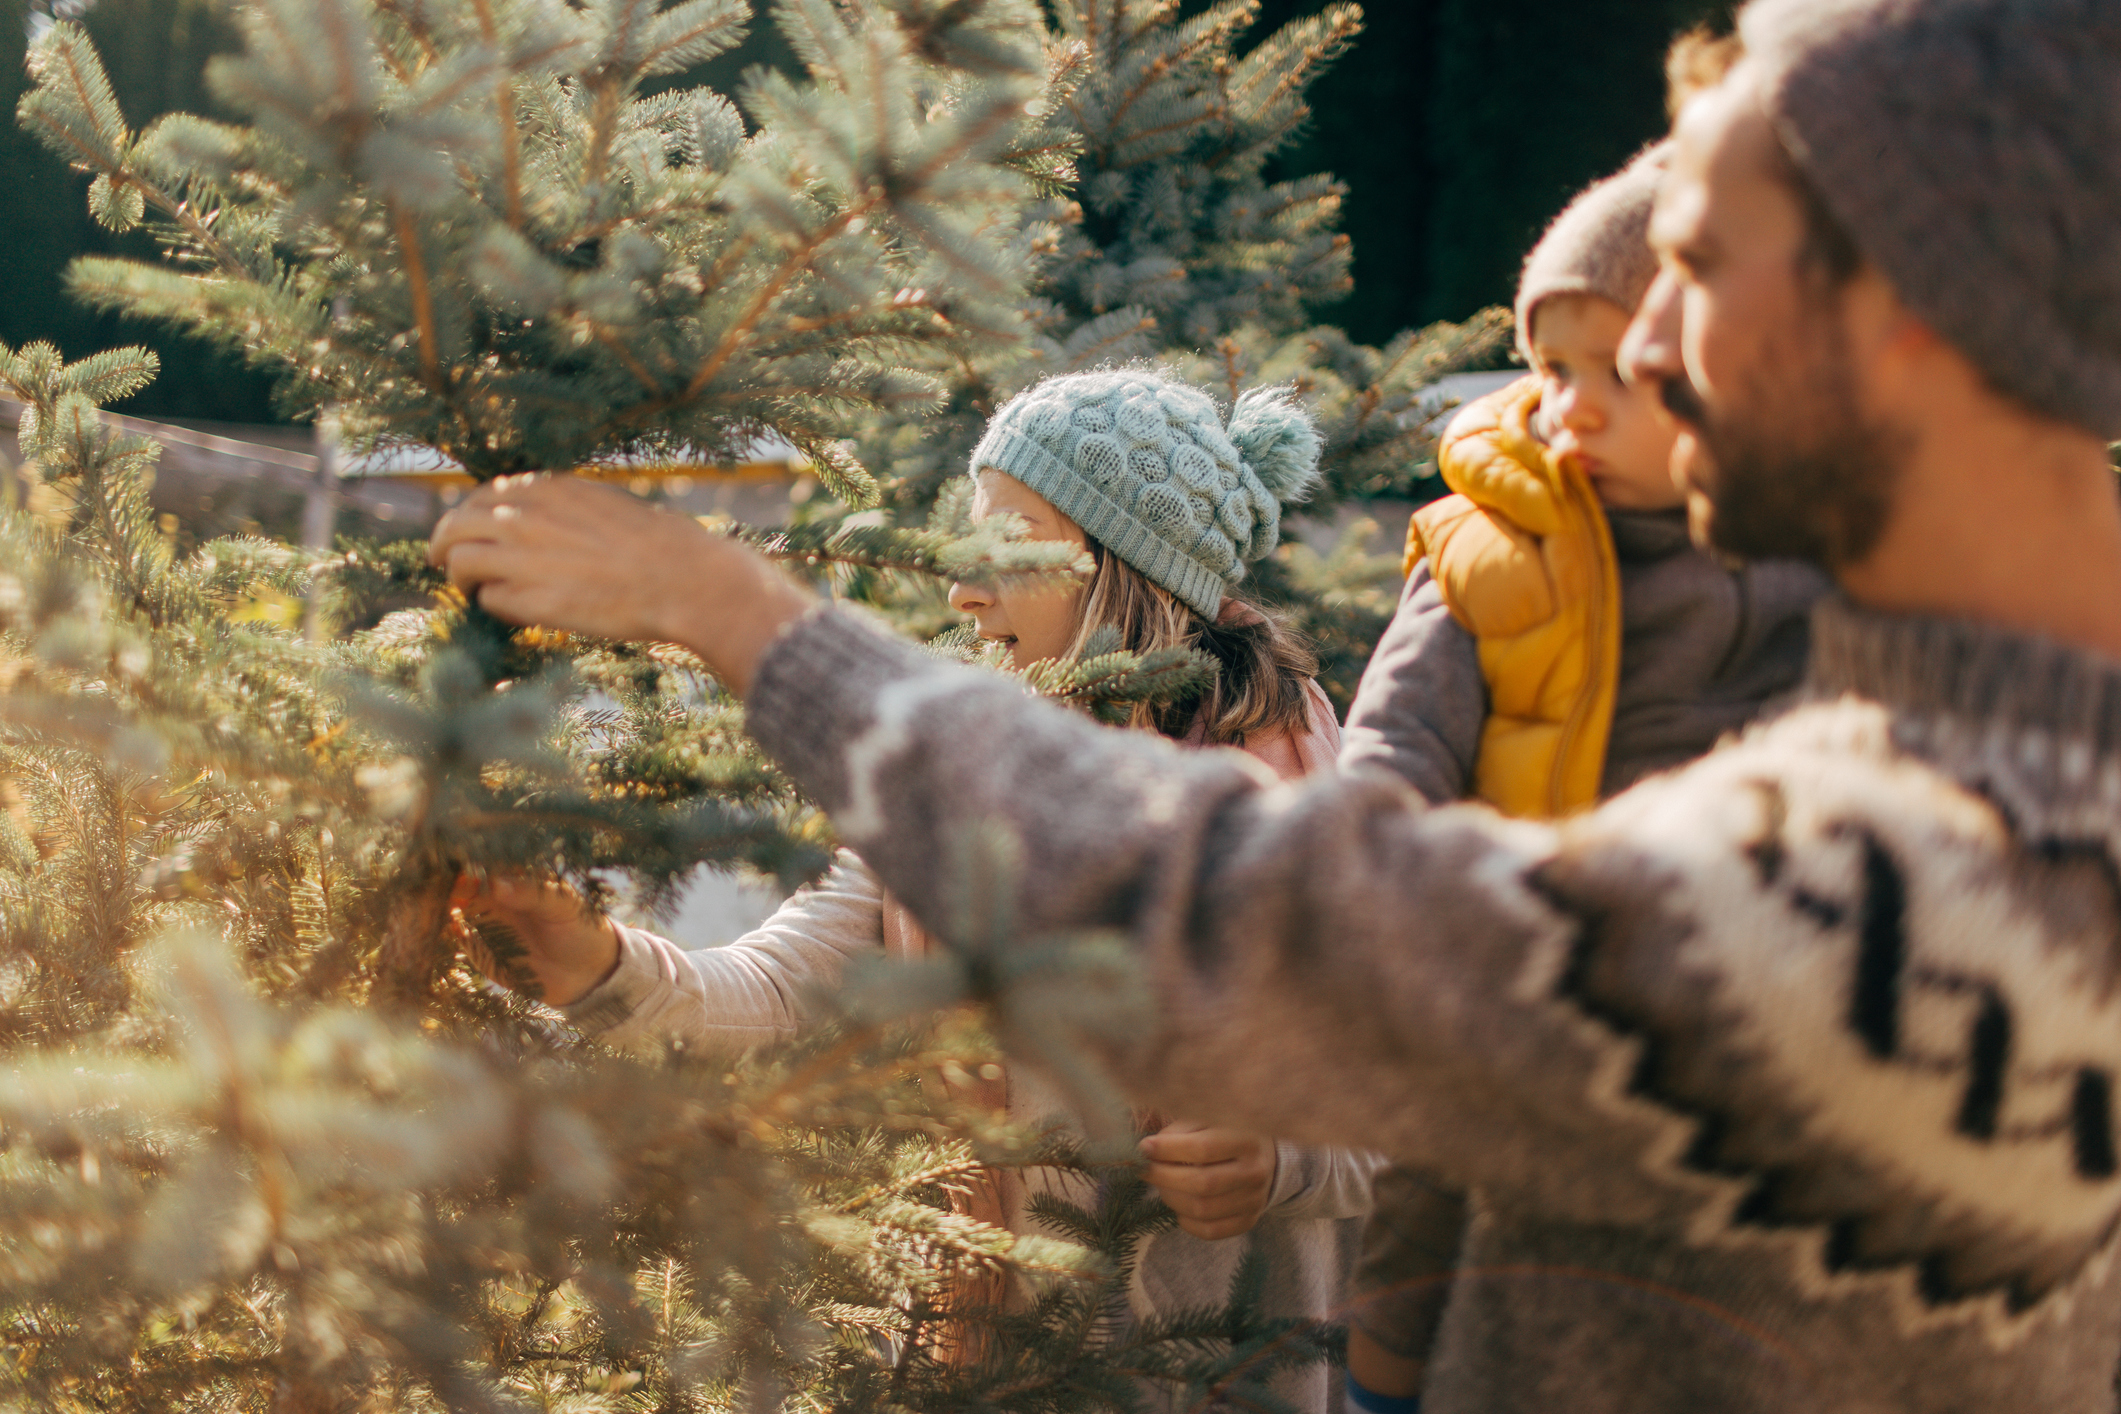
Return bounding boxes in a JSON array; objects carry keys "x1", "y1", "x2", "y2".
[{"x1": 968, "y1": 369, "x2": 1323, "y2": 618}]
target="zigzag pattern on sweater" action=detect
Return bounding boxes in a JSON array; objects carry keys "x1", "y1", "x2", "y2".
[{"x1": 1546, "y1": 688, "x2": 2121, "y2": 1333}]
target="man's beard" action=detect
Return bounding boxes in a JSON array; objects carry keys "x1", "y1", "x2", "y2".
[{"x1": 1662, "y1": 313, "x2": 1904, "y2": 570}]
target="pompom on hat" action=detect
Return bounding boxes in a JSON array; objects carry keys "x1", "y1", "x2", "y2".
[
  {"x1": 1515, "y1": 142, "x2": 1670, "y2": 367},
  {"x1": 1740, "y1": 0, "x2": 2121, "y2": 438},
  {"x1": 969, "y1": 369, "x2": 1322, "y2": 618}
]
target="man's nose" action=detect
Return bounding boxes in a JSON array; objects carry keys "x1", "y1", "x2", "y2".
[
  {"x1": 947, "y1": 579, "x2": 990, "y2": 615},
  {"x1": 1620, "y1": 268, "x2": 1683, "y2": 391}
]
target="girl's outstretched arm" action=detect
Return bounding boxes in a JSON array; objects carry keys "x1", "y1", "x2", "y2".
[{"x1": 562, "y1": 854, "x2": 889, "y2": 1057}]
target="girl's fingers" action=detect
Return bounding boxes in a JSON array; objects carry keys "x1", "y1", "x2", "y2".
[
  {"x1": 454, "y1": 872, "x2": 589, "y2": 926},
  {"x1": 1157, "y1": 1190, "x2": 1264, "y2": 1239},
  {"x1": 1143, "y1": 1161, "x2": 1258, "y2": 1199},
  {"x1": 1142, "y1": 1124, "x2": 1276, "y2": 1239},
  {"x1": 1141, "y1": 1127, "x2": 1245, "y2": 1164},
  {"x1": 488, "y1": 872, "x2": 564, "y2": 905}
]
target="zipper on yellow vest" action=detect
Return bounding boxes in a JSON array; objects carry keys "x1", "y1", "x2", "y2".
[{"x1": 1546, "y1": 466, "x2": 1622, "y2": 816}]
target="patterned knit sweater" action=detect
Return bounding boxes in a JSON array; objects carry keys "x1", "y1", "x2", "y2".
[{"x1": 742, "y1": 596, "x2": 2121, "y2": 1414}]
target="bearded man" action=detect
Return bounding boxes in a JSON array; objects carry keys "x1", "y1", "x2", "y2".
[{"x1": 431, "y1": 1, "x2": 2121, "y2": 1408}]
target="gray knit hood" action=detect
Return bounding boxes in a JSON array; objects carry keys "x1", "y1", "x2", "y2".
[
  {"x1": 1740, "y1": 0, "x2": 2121, "y2": 438},
  {"x1": 1515, "y1": 144, "x2": 1669, "y2": 367}
]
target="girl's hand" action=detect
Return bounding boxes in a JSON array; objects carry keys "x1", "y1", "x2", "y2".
[
  {"x1": 428, "y1": 475, "x2": 816, "y2": 696},
  {"x1": 451, "y1": 873, "x2": 623, "y2": 1006},
  {"x1": 1139, "y1": 1121, "x2": 1278, "y2": 1241}
]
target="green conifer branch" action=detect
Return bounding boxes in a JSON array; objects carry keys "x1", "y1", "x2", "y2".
[{"x1": 24, "y1": 1, "x2": 1066, "y2": 483}]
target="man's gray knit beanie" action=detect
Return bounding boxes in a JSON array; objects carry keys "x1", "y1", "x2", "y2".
[
  {"x1": 1515, "y1": 144, "x2": 1670, "y2": 366},
  {"x1": 1741, "y1": 0, "x2": 2121, "y2": 438},
  {"x1": 969, "y1": 369, "x2": 1322, "y2": 618}
]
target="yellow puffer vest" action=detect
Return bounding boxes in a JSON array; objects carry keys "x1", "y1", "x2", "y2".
[{"x1": 1405, "y1": 374, "x2": 1621, "y2": 818}]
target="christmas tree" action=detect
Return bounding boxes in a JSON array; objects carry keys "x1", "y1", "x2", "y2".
[
  {"x1": 0, "y1": 1, "x2": 1340, "y2": 1407},
  {"x1": 845, "y1": 0, "x2": 1513, "y2": 705}
]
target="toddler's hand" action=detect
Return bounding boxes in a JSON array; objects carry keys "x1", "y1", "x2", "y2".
[
  {"x1": 1139, "y1": 1121, "x2": 1278, "y2": 1241},
  {"x1": 450, "y1": 872, "x2": 622, "y2": 1006}
]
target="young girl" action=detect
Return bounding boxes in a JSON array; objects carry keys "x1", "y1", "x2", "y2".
[{"x1": 466, "y1": 367, "x2": 1383, "y2": 1413}]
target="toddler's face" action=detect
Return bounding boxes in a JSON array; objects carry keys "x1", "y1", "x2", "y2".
[{"x1": 1532, "y1": 295, "x2": 1683, "y2": 510}]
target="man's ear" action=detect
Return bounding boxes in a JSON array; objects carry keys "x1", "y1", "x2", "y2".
[
  {"x1": 1842, "y1": 268, "x2": 1941, "y2": 412},
  {"x1": 1879, "y1": 297, "x2": 1945, "y2": 365}
]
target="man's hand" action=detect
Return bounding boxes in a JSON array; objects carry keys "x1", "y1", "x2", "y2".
[
  {"x1": 427, "y1": 475, "x2": 815, "y2": 695},
  {"x1": 452, "y1": 873, "x2": 623, "y2": 1007},
  {"x1": 1139, "y1": 1122, "x2": 1278, "y2": 1241}
]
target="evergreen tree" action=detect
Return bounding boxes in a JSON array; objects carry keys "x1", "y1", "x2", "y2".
[
  {"x1": 17, "y1": 0, "x2": 1092, "y2": 987},
  {"x1": 0, "y1": 0, "x2": 286, "y2": 422},
  {"x1": 21, "y1": 0, "x2": 1071, "y2": 496},
  {"x1": 0, "y1": 331, "x2": 1318, "y2": 1410},
  {"x1": 1, "y1": 2, "x2": 1335, "y2": 1405},
  {"x1": 845, "y1": 0, "x2": 1511, "y2": 708}
]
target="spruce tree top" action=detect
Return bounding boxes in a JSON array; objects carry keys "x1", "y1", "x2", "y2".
[
  {"x1": 1045, "y1": 0, "x2": 1361, "y2": 348},
  {"x1": 19, "y1": 0, "x2": 1075, "y2": 496}
]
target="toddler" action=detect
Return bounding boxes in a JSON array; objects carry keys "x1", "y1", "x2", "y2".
[{"x1": 1336, "y1": 144, "x2": 1830, "y2": 1413}]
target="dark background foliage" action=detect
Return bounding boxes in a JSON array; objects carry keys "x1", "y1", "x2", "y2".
[
  {"x1": 1242, "y1": 0, "x2": 1727, "y2": 333},
  {"x1": 0, "y1": 0, "x2": 1727, "y2": 424},
  {"x1": 2, "y1": 0, "x2": 276, "y2": 420}
]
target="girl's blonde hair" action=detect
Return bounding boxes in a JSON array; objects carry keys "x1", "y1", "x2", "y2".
[{"x1": 1063, "y1": 538, "x2": 1318, "y2": 746}]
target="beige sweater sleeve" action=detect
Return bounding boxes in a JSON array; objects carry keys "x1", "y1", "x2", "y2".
[
  {"x1": 1268, "y1": 1141, "x2": 1389, "y2": 1221},
  {"x1": 561, "y1": 850, "x2": 886, "y2": 1058}
]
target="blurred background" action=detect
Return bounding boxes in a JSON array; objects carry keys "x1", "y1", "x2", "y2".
[{"x1": 2, "y1": 0, "x2": 1728, "y2": 428}]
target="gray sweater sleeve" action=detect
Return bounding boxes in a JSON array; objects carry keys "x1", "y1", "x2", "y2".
[
  {"x1": 746, "y1": 609, "x2": 1679, "y2": 1229},
  {"x1": 561, "y1": 850, "x2": 885, "y2": 1057},
  {"x1": 1339, "y1": 559, "x2": 1484, "y2": 803}
]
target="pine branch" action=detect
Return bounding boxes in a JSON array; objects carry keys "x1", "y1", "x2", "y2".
[{"x1": 392, "y1": 205, "x2": 445, "y2": 391}]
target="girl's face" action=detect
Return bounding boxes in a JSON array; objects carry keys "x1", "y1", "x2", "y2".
[
  {"x1": 947, "y1": 470, "x2": 1089, "y2": 668},
  {"x1": 1533, "y1": 294, "x2": 1684, "y2": 511}
]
